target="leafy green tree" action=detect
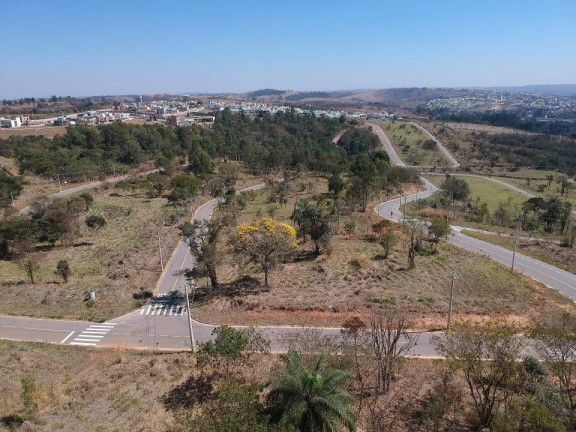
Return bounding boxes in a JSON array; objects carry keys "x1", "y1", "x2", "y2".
[
  {"x1": 266, "y1": 351, "x2": 356, "y2": 432},
  {"x1": 291, "y1": 200, "x2": 334, "y2": 254},
  {"x1": 185, "y1": 381, "x2": 277, "y2": 432},
  {"x1": 343, "y1": 220, "x2": 356, "y2": 239},
  {"x1": 189, "y1": 148, "x2": 215, "y2": 176},
  {"x1": 179, "y1": 219, "x2": 222, "y2": 290},
  {"x1": 328, "y1": 174, "x2": 345, "y2": 197},
  {"x1": 379, "y1": 228, "x2": 397, "y2": 259},
  {"x1": 428, "y1": 217, "x2": 450, "y2": 252},
  {"x1": 22, "y1": 257, "x2": 40, "y2": 284},
  {"x1": 441, "y1": 175, "x2": 470, "y2": 202},
  {"x1": 198, "y1": 326, "x2": 269, "y2": 376},
  {"x1": 168, "y1": 174, "x2": 202, "y2": 205}
]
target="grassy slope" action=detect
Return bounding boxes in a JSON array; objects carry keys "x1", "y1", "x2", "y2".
[
  {"x1": 194, "y1": 175, "x2": 574, "y2": 329},
  {"x1": 377, "y1": 121, "x2": 449, "y2": 166}
]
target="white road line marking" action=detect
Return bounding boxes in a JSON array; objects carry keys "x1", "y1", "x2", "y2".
[
  {"x1": 70, "y1": 342, "x2": 96, "y2": 346},
  {"x1": 176, "y1": 306, "x2": 183, "y2": 315},
  {"x1": 169, "y1": 305, "x2": 175, "y2": 315},
  {"x1": 79, "y1": 334, "x2": 104, "y2": 338},
  {"x1": 73, "y1": 338, "x2": 101, "y2": 342},
  {"x1": 140, "y1": 308, "x2": 145, "y2": 315},
  {"x1": 145, "y1": 305, "x2": 152, "y2": 314},
  {"x1": 88, "y1": 325, "x2": 115, "y2": 329},
  {"x1": 82, "y1": 330, "x2": 108, "y2": 334},
  {"x1": 60, "y1": 331, "x2": 75, "y2": 344}
]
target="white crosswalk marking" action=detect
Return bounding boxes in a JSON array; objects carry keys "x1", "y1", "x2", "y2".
[
  {"x1": 139, "y1": 304, "x2": 186, "y2": 316},
  {"x1": 69, "y1": 322, "x2": 116, "y2": 346}
]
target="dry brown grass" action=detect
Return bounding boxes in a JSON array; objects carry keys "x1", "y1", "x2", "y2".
[
  {"x1": 0, "y1": 126, "x2": 67, "y2": 140},
  {"x1": 0, "y1": 340, "x2": 195, "y2": 431},
  {"x1": 0, "y1": 189, "x2": 184, "y2": 321}
]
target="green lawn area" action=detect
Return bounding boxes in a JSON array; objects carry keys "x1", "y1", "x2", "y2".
[
  {"x1": 425, "y1": 174, "x2": 527, "y2": 213},
  {"x1": 493, "y1": 175, "x2": 576, "y2": 207},
  {"x1": 378, "y1": 121, "x2": 450, "y2": 167}
]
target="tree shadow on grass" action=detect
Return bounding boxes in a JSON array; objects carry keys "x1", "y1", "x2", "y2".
[{"x1": 162, "y1": 374, "x2": 214, "y2": 410}]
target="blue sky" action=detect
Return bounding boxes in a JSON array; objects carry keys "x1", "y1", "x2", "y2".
[{"x1": 1, "y1": 0, "x2": 575, "y2": 98}]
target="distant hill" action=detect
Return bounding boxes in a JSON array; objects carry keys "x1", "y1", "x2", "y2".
[
  {"x1": 479, "y1": 84, "x2": 576, "y2": 97},
  {"x1": 247, "y1": 89, "x2": 285, "y2": 99}
]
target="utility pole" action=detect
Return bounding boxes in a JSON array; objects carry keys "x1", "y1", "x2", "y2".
[
  {"x1": 511, "y1": 215, "x2": 523, "y2": 272},
  {"x1": 157, "y1": 228, "x2": 164, "y2": 271},
  {"x1": 184, "y1": 279, "x2": 196, "y2": 352},
  {"x1": 447, "y1": 271, "x2": 460, "y2": 331}
]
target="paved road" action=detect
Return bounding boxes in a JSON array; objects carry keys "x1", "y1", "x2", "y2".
[
  {"x1": 19, "y1": 169, "x2": 158, "y2": 216},
  {"x1": 410, "y1": 122, "x2": 460, "y2": 167},
  {"x1": 367, "y1": 123, "x2": 406, "y2": 166}
]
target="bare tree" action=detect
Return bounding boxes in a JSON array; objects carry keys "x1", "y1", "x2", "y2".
[
  {"x1": 433, "y1": 322, "x2": 524, "y2": 430},
  {"x1": 532, "y1": 312, "x2": 576, "y2": 410},
  {"x1": 22, "y1": 256, "x2": 40, "y2": 284},
  {"x1": 404, "y1": 220, "x2": 425, "y2": 269},
  {"x1": 369, "y1": 310, "x2": 418, "y2": 393}
]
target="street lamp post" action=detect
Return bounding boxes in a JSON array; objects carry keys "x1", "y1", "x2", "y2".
[{"x1": 184, "y1": 279, "x2": 196, "y2": 352}]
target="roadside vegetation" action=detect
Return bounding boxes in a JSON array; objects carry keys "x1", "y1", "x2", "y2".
[
  {"x1": 418, "y1": 175, "x2": 574, "y2": 241},
  {"x1": 183, "y1": 173, "x2": 574, "y2": 329},
  {"x1": 462, "y1": 229, "x2": 576, "y2": 275},
  {"x1": 418, "y1": 120, "x2": 576, "y2": 174},
  {"x1": 4, "y1": 311, "x2": 576, "y2": 431}
]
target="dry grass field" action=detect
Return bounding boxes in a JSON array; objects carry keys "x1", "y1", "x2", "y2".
[
  {"x1": 0, "y1": 340, "x2": 196, "y2": 431},
  {"x1": 193, "y1": 176, "x2": 574, "y2": 329},
  {"x1": 0, "y1": 189, "x2": 183, "y2": 321},
  {"x1": 0, "y1": 126, "x2": 67, "y2": 140}
]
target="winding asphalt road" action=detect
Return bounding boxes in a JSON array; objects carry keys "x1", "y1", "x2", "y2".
[{"x1": 1, "y1": 127, "x2": 575, "y2": 357}]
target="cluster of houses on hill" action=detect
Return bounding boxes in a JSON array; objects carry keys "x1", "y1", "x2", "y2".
[{"x1": 1, "y1": 97, "x2": 396, "y2": 129}]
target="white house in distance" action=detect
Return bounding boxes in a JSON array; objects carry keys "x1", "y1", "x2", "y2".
[{"x1": 0, "y1": 116, "x2": 22, "y2": 128}]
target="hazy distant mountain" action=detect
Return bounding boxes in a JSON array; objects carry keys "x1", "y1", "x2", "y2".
[{"x1": 479, "y1": 84, "x2": 576, "y2": 97}]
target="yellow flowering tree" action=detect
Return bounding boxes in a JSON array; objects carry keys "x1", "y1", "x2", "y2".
[{"x1": 232, "y1": 218, "x2": 297, "y2": 289}]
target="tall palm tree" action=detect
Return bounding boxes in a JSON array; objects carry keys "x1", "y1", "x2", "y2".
[{"x1": 266, "y1": 351, "x2": 356, "y2": 432}]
